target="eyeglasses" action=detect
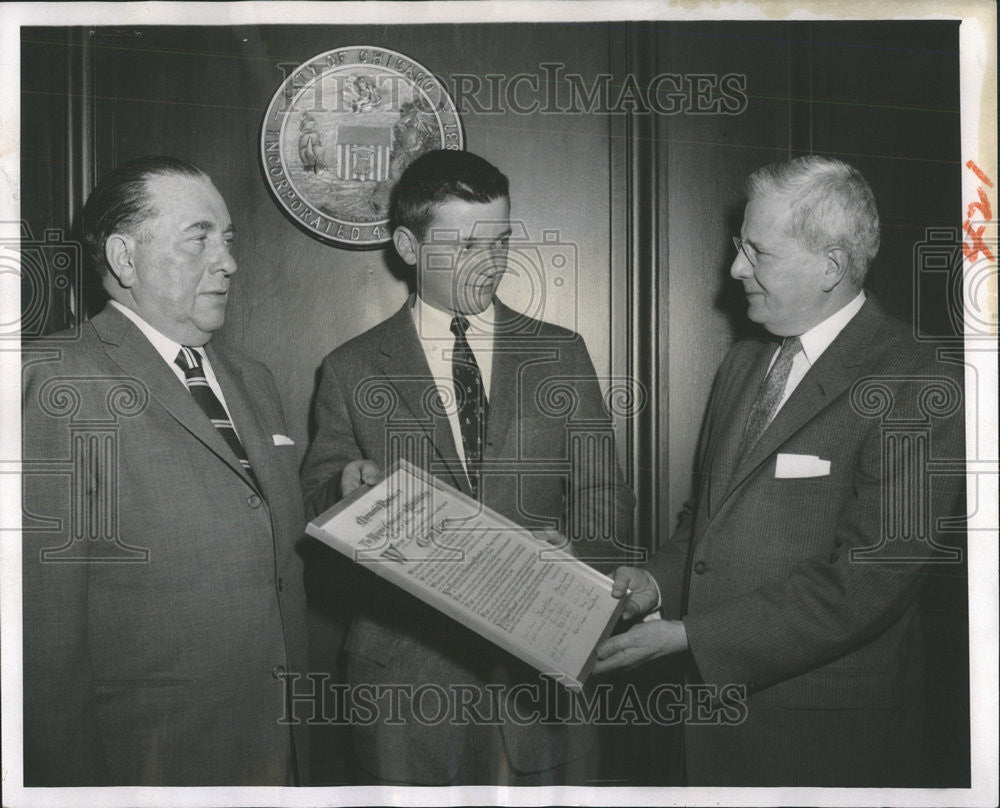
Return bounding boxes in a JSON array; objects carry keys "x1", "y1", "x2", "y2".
[{"x1": 732, "y1": 236, "x2": 757, "y2": 267}]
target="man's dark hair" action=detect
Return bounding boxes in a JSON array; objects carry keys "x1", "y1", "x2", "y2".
[
  {"x1": 389, "y1": 149, "x2": 509, "y2": 240},
  {"x1": 81, "y1": 156, "x2": 208, "y2": 276}
]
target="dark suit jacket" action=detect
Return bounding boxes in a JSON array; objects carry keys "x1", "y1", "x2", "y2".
[
  {"x1": 647, "y1": 298, "x2": 965, "y2": 786},
  {"x1": 21, "y1": 305, "x2": 309, "y2": 786},
  {"x1": 301, "y1": 299, "x2": 635, "y2": 784}
]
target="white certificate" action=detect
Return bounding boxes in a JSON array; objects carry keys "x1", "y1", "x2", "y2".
[{"x1": 307, "y1": 459, "x2": 628, "y2": 689}]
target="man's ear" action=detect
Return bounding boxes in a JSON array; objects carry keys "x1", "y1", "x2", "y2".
[
  {"x1": 105, "y1": 234, "x2": 138, "y2": 288},
  {"x1": 392, "y1": 226, "x2": 419, "y2": 267},
  {"x1": 819, "y1": 246, "x2": 850, "y2": 292}
]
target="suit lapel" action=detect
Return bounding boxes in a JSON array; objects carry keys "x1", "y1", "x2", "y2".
[
  {"x1": 706, "y1": 341, "x2": 774, "y2": 515},
  {"x1": 484, "y1": 301, "x2": 524, "y2": 456},
  {"x1": 92, "y1": 306, "x2": 259, "y2": 491},
  {"x1": 206, "y1": 344, "x2": 269, "y2": 495},
  {"x1": 375, "y1": 301, "x2": 471, "y2": 495},
  {"x1": 719, "y1": 299, "x2": 884, "y2": 503}
]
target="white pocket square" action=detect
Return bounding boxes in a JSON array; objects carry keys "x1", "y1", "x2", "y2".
[
  {"x1": 775, "y1": 453, "x2": 830, "y2": 478},
  {"x1": 272, "y1": 434, "x2": 295, "y2": 446}
]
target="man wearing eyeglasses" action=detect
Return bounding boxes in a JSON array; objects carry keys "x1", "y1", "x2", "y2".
[{"x1": 593, "y1": 155, "x2": 965, "y2": 787}]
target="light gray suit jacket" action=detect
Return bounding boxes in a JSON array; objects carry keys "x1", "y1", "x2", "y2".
[
  {"x1": 22, "y1": 304, "x2": 309, "y2": 786},
  {"x1": 301, "y1": 299, "x2": 636, "y2": 784},
  {"x1": 648, "y1": 298, "x2": 966, "y2": 786}
]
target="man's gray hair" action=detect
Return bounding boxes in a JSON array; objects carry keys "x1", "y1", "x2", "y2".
[{"x1": 746, "y1": 155, "x2": 880, "y2": 285}]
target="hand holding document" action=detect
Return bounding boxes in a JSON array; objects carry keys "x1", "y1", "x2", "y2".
[
  {"x1": 592, "y1": 619, "x2": 689, "y2": 675},
  {"x1": 607, "y1": 565, "x2": 661, "y2": 620},
  {"x1": 307, "y1": 460, "x2": 628, "y2": 689},
  {"x1": 340, "y1": 458, "x2": 383, "y2": 497}
]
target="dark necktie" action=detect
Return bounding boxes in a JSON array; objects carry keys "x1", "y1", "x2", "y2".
[
  {"x1": 450, "y1": 316, "x2": 489, "y2": 500},
  {"x1": 738, "y1": 336, "x2": 802, "y2": 463},
  {"x1": 174, "y1": 346, "x2": 259, "y2": 488}
]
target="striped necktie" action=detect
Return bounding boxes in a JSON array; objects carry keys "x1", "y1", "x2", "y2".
[
  {"x1": 737, "y1": 335, "x2": 802, "y2": 464},
  {"x1": 450, "y1": 316, "x2": 488, "y2": 500},
  {"x1": 174, "y1": 346, "x2": 259, "y2": 488}
]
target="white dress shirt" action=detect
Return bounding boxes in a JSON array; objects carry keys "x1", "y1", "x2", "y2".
[
  {"x1": 411, "y1": 295, "x2": 496, "y2": 477},
  {"x1": 109, "y1": 300, "x2": 242, "y2": 437},
  {"x1": 768, "y1": 290, "x2": 866, "y2": 418}
]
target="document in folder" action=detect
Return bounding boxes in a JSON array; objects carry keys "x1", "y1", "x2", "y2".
[{"x1": 306, "y1": 459, "x2": 627, "y2": 689}]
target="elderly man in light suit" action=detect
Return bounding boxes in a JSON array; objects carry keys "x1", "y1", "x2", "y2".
[
  {"x1": 22, "y1": 157, "x2": 308, "y2": 785},
  {"x1": 595, "y1": 156, "x2": 965, "y2": 787}
]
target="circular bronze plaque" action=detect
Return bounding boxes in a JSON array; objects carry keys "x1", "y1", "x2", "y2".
[{"x1": 261, "y1": 46, "x2": 463, "y2": 249}]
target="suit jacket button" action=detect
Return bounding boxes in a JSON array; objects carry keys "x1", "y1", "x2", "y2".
[
  {"x1": 272, "y1": 664, "x2": 286, "y2": 679},
  {"x1": 693, "y1": 561, "x2": 707, "y2": 574},
  {"x1": 277, "y1": 576, "x2": 285, "y2": 592},
  {"x1": 248, "y1": 494, "x2": 262, "y2": 508}
]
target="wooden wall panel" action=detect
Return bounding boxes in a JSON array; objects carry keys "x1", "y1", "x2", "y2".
[
  {"x1": 89, "y1": 24, "x2": 616, "y2": 458},
  {"x1": 656, "y1": 24, "x2": 796, "y2": 537}
]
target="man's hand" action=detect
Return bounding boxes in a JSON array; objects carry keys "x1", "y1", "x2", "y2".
[
  {"x1": 340, "y1": 460, "x2": 382, "y2": 498},
  {"x1": 608, "y1": 565, "x2": 660, "y2": 621},
  {"x1": 592, "y1": 620, "x2": 688, "y2": 675}
]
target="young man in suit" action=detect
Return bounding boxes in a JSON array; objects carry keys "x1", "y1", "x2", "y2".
[
  {"x1": 593, "y1": 155, "x2": 966, "y2": 786},
  {"x1": 21, "y1": 157, "x2": 308, "y2": 785},
  {"x1": 301, "y1": 149, "x2": 636, "y2": 785}
]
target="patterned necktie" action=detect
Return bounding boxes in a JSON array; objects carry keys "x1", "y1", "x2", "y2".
[
  {"x1": 450, "y1": 316, "x2": 489, "y2": 500},
  {"x1": 174, "y1": 347, "x2": 259, "y2": 488},
  {"x1": 738, "y1": 336, "x2": 802, "y2": 463}
]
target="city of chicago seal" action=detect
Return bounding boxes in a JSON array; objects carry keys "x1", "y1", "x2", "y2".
[{"x1": 261, "y1": 46, "x2": 463, "y2": 249}]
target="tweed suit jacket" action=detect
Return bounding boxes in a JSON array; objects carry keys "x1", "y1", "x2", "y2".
[
  {"x1": 300, "y1": 298, "x2": 635, "y2": 784},
  {"x1": 647, "y1": 298, "x2": 966, "y2": 786},
  {"x1": 21, "y1": 304, "x2": 309, "y2": 786}
]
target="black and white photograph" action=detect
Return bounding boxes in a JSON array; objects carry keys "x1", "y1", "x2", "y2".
[{"x1": 1, "y1": 2, "x2": 996, "y2": 806}]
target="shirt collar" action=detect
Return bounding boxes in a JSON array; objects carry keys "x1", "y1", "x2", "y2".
[
  {"x1": 109, "y1": 299, "x2": 201, "y2": 366},
  {"x1": 412, "y1": 294, "x2": 496, "y2": 342},
  {"x1": 797, "y1": 290, "x2": 866, "y2": 366}
]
